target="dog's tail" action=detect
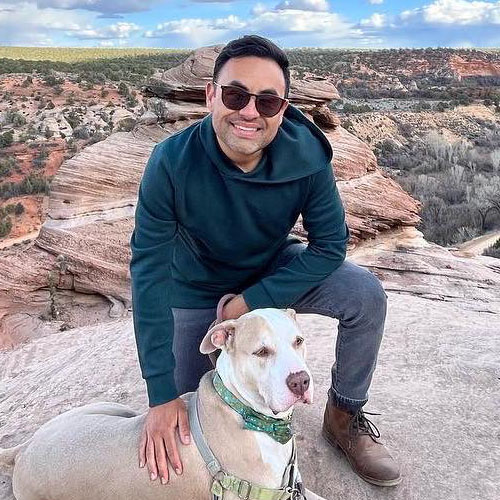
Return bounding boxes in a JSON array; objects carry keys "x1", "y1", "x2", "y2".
[{"x1": 0, "y1": 440, "x2": 31, "y2": 475}]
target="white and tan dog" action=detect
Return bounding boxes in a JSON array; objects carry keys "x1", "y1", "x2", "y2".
[{"x1": 0, "y1": 308, "x2": 326, "y2": 500}]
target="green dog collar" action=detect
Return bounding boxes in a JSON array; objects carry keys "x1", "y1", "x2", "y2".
[{"x1": 212, "y1": 371, "x2": 294, "y2": 444}]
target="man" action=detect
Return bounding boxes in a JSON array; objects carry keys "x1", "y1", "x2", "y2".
[{"x1": 129, "y1": 35, "x2": 401, "y2": 489}]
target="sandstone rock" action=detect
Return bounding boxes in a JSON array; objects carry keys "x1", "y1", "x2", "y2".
[
  {"x1": 310, "y1": 104, "x2": 340, "y2": 130},
  {"x1": 142, "y1": 45, "x2": 223, "y2": 102},
  {"x1": 110, "y1": 108, "x2": 137, "y2": 132},
  {"x1": 325, "y1": 126, "x2": 378, "y2": 180},
  {"x1": 137, "y1": 110, "x2": 158, "y2": 125}
]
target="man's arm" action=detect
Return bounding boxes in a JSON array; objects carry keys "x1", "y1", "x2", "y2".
[
  {"x1": 130, "y1": 144, "x2": 178, "y2": 406},
  {"x1": 130, "y1": 145, "x2": 191, "y2": 486},
  {"x1": 241, "y1": 164, "x2": 349, "y2": 309}
]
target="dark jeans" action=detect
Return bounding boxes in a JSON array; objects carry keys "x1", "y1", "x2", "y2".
[{"x1": 172, "y1": 242, "x2": 387, "y2": 414}]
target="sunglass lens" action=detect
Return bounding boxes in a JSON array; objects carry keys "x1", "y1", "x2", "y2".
[
  {"x1": 222, "y1": 87, "x2": 249, "y2": 111},
  {"x1": 256, "y1": 94, "x2": 283, "y2": 117}
]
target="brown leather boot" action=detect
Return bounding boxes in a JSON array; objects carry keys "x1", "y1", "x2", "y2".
[{"x1": 322, "y1": 399, "x2": 401, "y2": 486}]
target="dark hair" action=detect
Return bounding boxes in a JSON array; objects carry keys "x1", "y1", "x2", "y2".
[{"x1": 213, "y1": 35, "x2": 290, "y2": 98}]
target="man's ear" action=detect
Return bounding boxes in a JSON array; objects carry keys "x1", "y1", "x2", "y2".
[
  {"x1": 206, "y1": 81, "x2": 215, "y2": 111},
  {"x1": 200, "y1": 319, "x2": 237, "y2": 354}
]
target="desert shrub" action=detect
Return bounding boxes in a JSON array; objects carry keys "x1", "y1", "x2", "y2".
[
  {"x1": 0, "y1": 216, "x2": 12, "y2": 237},
  {"x1": 87, "y1": 131, "x2": 107, "y2": 145},
  {"x1": 483, "y1": 238, "x2": 500, "y2": 258},
  {"x1": 4, "y1": 110, "x2": 27, "y2": 127},
  {"x1": 65, "y1": 110, "x2": 81, "y2": 129},
  {"x1": 342, "y1": 103, "x2": 372, "y2": 114},
  {"x1": 33, "y1": 147, "x2": 48, "y2": 168},
  {"x1": 14, "y1": 202, "x2": 24, "y2": 215},
  {"x1": 0, "y1": 130, "x2": 14, "y2": 148},
  {"x1": 43, "y1": 73, "x2": 64, "y2": 86},
  {"x1": 0, "y1": 156, "x2": 17, "y2": 177},
  {"x1": 22, "y1": 76, "x2": 32, "y2": 87},
  {"x1": 73, "y1": 126, "x2": 90, "y2": 140},
  {"x1": 118, "y1": 82, "x2": 130, "y2": 97}
]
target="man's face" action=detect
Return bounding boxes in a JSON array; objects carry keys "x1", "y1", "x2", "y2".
[{"x1": 206, "y1": 56, "x2": 289, "y2": 165}]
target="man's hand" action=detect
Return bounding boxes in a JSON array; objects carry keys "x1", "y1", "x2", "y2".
[
  {"x1": 139, "y1": 398, "x2": 191, "y2": 485},
  {"x1": 222, "y1": 294, "x2": 249, "y2": 320}
]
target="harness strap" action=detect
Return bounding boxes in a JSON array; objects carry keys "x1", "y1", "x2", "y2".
[{"x1": 188, "y1": 391, "x2": 305, "y2": 500}]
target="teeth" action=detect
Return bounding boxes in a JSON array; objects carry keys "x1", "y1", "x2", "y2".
[{"x1": 235, "y1": 124, "x2": 258, "y2": 131}]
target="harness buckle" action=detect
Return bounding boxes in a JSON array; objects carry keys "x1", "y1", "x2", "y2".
[
  {"x1": 237, "y1": 479, "x2": 251, "y2": 499},
  {"x1": 285, "y1": 486, "x2": 304, "y2": 500}
]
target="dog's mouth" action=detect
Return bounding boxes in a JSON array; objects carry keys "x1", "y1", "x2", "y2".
[{"x1": 270, "y1": 392, "x2": 312, "y2": 415}]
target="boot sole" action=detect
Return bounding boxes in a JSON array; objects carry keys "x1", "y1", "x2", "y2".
[{"x1": 322, "y1": 428, "x2": 402, "y2": 487}]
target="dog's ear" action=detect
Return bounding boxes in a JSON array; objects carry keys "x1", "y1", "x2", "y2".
[
  {"x1": 200, "y1": 319, "x2": 237, "y2": 354},
  {"x1": 284, "y1": 308, "x2": 297, "y2": 321}
]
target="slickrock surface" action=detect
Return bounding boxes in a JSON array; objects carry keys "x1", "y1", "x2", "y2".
[{"x1": 1, "y1": 229, "x2": 498, "y2": 500}]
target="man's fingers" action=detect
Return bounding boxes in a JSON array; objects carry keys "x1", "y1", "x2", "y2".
[
  {"x1": 145, "y1": 436, "x2": 158, "y2": 481},
  {"x1": 154, "y1": 437, "x2": 170, "y2": 485},
  {"x1": 178, "y1": 406, "x2": 191, "y2": 445},
  {"x1": 165, "y1": 433, "x2": 183, "y2": 476},
  {"x1": 139, "y1": 428, "x2": 147, "y2": 468}
]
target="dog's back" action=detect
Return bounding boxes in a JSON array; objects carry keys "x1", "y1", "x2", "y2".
[{"x1": 9, "y1": 399, "x2": 210, "y2": 500}]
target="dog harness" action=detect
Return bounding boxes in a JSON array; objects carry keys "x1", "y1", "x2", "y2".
[{"x1": 188, "y1": 389, "x2": 306, "y2": 500}]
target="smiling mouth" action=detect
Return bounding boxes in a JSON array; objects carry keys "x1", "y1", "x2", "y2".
[{"x1": 231, "y1": 123, "x2": 261, "y2": 137}]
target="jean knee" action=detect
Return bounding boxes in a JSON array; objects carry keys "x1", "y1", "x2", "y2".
[{"x1": 359, "y1": 269, "x2": 387, "y2": 319}]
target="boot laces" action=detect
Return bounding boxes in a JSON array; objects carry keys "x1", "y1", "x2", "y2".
[{"x1": 349, "y1": 409, "x2": 381, "y2": 442}]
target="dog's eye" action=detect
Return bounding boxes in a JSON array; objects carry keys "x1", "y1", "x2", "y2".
[
  {"x1": 294, "y1": 336, "x2": 304, "y2": 347},
  {"x1": 253, "y1": 346, "x2": 270, "y2": 357}
]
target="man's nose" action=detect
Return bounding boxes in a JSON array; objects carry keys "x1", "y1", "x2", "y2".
[
  {"x1": 286, "y1": 371, "x2": 310, "y2": 396},
  {"x1": 239, "y1": 95, "x2": 260, "y2": 119}
]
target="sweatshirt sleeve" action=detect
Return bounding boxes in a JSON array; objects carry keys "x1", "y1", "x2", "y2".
[
  {"x1": 129, "y1": 145, "x2": 179, "y2": 407},
  {"x1": 242, "y1": 165, "x2": 349, "y2": 309}
]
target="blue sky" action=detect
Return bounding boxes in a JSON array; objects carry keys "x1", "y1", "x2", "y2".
[{"x1": 1, "y1": 1, "x2": 499, "y2": 48}]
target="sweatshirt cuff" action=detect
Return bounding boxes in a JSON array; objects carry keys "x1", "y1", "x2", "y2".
[
  {"x1": 146, "y1": 372, "x2": 179, "y2": 407},
  {"x1": 242, "y1": 282, "x2": 276, "y2": 310}
]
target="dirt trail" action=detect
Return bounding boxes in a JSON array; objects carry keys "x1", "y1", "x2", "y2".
[{"x1": 452, "y1": 230, "x2": 500, "y2": 257}]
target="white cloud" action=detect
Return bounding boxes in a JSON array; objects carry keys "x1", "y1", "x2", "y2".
[
  {"x1": 360, "y1": 12, "x2": 387, "y2": 28},
  {"x1": 145, "y1": 8, "x2": 367, "y2": 47},
  {"x1": 68, "y1": 21, "x2": 141, "y2": 39},
  {"x1": 368, "y1": 0, "x2": 384, "y2": 5},
  {"x1": 0, "y1": 1, "x2": 91, "y2": 45},
  {"x1": 37, "y1": 1, "x2": 160, "y2": 14},
  {"x1": 251, "y1": 2, "x2": 268, "y2": 16},
  {"x1": 401, "y1": 0, "x2": 500, "y2": 25},
  {"x1": 275, "y1": 0, "x2": 330, "y2": 11},
  {"x1": 145, "y1": 15, "x2": 247, "y2": 47}
]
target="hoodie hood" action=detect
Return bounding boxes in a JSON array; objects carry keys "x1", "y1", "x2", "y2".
[{"x1": 199, "y1": 104, "x2": 333, "y2": 184}]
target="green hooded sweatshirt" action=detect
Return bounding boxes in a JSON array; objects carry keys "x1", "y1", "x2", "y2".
[{"x1": 129, "y1": 104, "x2": 350, "y2": 406}]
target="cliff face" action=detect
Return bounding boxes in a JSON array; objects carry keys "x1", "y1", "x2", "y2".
[{"x1": 448, "y1": 54, "x2": 500, "y2": 79}]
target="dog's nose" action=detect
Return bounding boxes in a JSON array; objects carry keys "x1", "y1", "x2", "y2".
[{"x1": 286, "y1": 371, "x2": 310, "y2": 396}]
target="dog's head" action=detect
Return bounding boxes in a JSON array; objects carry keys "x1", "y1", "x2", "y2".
[{"x1": 200, "y1": 308, "x2": 313, "y2": 416}]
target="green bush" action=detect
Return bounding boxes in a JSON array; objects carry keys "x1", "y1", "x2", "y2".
[
  {"x1": 483, "y1": 238, "x2": 500, "y2": 258},
  {"x1": 0, "y1": 156, "x2": 17, "y2": 177},
  {"x1": 0, "y1": 217, "x2": 12, "y2": 237},
  {"x1": 15, "y1": 202, "x2": 24, "y2": 215},
  {"x1": 0, "y1": 130, "x2": 14, "y2": 148}
]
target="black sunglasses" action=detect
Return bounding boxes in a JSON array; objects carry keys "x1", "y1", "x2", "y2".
[{"x1": 213, "y1": 81, "x2": 288, "y2": 118}]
